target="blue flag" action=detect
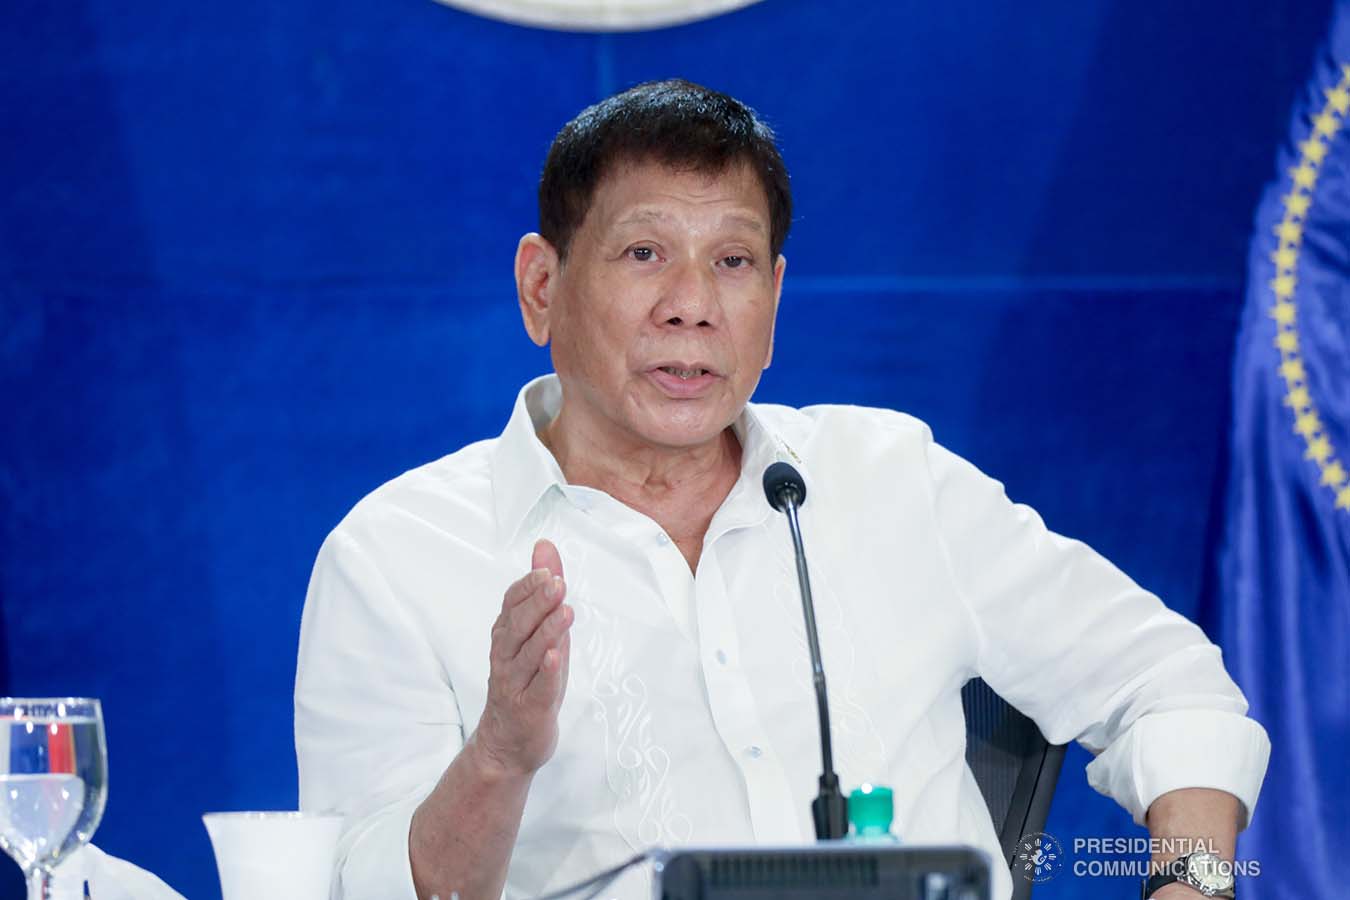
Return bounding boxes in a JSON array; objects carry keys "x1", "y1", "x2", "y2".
[{"x1": 1215, "y1": 2, "x2": 1350, "y2": 896}]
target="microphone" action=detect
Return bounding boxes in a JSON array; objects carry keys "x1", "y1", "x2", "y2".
[{"x1": 762, "y1": 461, "x2": 849, "y2": 841}]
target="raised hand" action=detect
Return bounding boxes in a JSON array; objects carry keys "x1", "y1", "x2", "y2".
[
  {"x1": 409, "y1": 540, "x2": 576, "y2": 899},
  {"x1": 473, "y1": 539, "x2": 573, "y2": 777}
]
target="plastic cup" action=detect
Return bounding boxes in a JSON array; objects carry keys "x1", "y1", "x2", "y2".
[{"x1": 202, "y1": 811, "x2": 342, "y2": 900}]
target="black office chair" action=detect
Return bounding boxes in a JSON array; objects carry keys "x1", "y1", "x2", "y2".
[{"x1": 961, "y1": 677, "x2": 1067, "y2": 900}]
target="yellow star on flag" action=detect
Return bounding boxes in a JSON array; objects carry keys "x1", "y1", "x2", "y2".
[
  {"x1": 1271, "y1": 246, "x2": 1298, "y2": 269},
  {"x1": 1270, "y1": 302, "x2": 1297, "y2": 325},
  {"x1": 1314, "y1": 112, "x2": 1340, "y2": 136},
  {"x1": 1320, "y1": 461, "x2": 1347, "y2": 487},
  {"x1": 1272, "y1": 274, "x2": 1297, "y2": 298},
  {"x1": 1275, "y1": 331, "x2": 1299, "y2": 352},
  {"x1": 1327, "y1": 86, "x2": 1350, "y2": 115},
  {"x1": 1294, "y1": 411, "x2": 1321, "y2": 437},
  {"x1": 1285, "y1": 386, "x2": 1311, "y2": 409},
  {"x1": 1337, "y1": 485, "x2": 1350, "y2": 511},
  {"x1": 1279, "y1": 358, "x2": 1306, "y2": 382},
  {"x1": 1282, "y1": 193, "x2": 1312, "y2": 217},
  {"x1": 1291, "y1": 164, "x2": 1318, "y2": 189},
  {"x1": 1306, "y1": 436, "x2": 1333, "y2": 463},
  {"x1": 1299, "y1": 137, "x2": 1328, "y2": 164},
  {"x1": 1276, "y1": 220, "x2": 1304, "y2": 243}
]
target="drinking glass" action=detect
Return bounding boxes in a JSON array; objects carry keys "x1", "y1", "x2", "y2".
[{"x1": 0, "y1": 699, "x2": 108, "y2": 900}]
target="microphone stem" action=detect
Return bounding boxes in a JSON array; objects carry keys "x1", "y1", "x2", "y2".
[{"x1": 784, "y1": 497, "x2": 837, "y2": 781}]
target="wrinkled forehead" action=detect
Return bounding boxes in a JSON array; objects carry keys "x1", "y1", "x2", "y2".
[{"x1": 583, "y1": 157, "x2": 774, "y2": 238}]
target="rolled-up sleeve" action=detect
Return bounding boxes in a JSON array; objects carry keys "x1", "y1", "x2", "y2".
[
  {"x1": 1084, "y1": 708, "x2": 1269, "y2": 826},
  {"x1": 295, "y1": 526, "x2": 464, "y2": 900},
  {"x1": 925, "y1": 436, "x2": 1271, "y2": 826}
]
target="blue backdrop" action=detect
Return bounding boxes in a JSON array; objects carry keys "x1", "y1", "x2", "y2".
[
  {"x1": 1208, "y1": 3, "x2": 1350, "y2": 896},
  {"x1": 0, "y1": 1, "x2": 1333, "y2": 897}
]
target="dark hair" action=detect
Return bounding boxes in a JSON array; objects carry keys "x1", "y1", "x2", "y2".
[{"x1": 538, "y1": 79, "x2": 792, "y2": 261}]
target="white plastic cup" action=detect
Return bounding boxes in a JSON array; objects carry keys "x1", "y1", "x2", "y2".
[{"x1": 202, "y1": 811, "x2": 343, "y2": 900}]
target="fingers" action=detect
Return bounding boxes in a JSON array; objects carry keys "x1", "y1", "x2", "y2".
[
  {"x1": 555, "y1": 631, "x2": 571, "y2": 702},
  {"x1": 532, "y1": 539, "x2": 564, "y2": 580},
  {"x1": 502, "y1": 567, "x2": 551, "y2": 610},
  {"x1": 515, "y1": 600, "x2": 573, "y2": 680},
  {"x1": 496, "y1": 573, "x2": 563, "y2": 660},
  {"x1": 493, "y1": 540, "x2": 569, "y2": 663},
  {"x1": 500, "y1": 540, "x2": 564, "y2": 610},
  {"x1": 476, "y1": 541, "x2": 573, "y2": 776},
  {"x1": 493, "y1": 570, "x2": 550, "y2": 661},
  {"x1": 524, "y1": 628, "x2": 572, "y2": 704}
]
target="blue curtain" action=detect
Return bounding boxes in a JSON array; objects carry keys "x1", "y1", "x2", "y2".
[{"x1": 1212, "y1": 1, "x2": 1350, "y2": 896}]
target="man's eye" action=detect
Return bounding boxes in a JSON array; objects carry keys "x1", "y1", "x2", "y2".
[
  {"x1": 630, "y1": 247, "x2": 655, "y2": 261},
  {"x1": 722, "y1": 255, "x2": 748, "y2": 269}
]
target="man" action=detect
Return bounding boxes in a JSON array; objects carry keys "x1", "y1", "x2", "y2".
[{"x1": 295, "y1": 80, "x2": 1269, "y2": 900}]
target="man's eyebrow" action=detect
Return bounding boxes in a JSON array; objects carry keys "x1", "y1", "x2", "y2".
[
  {"x1": 611, "y1": 210, "x2": 767, "y2": 232},
  {"x1": 721, "y1": 214, "x2": 766, "y2": 234},
  {"x1": 613, "y1": 209, "x2": 670, "y2": 228}
]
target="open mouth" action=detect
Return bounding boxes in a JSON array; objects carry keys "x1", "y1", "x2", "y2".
[{"x1": 657, "y1": 366, "x2": 711, "y2": 379}]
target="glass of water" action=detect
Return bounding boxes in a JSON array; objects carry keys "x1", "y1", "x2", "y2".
[{"x1": 0, "y1": 699, "x2": 108, "y2": 900}]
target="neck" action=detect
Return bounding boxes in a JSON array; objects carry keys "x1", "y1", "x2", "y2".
[
  {"x1": 541, "y1": 412, "x2": 742, "y2": 504},
  {"x1": 539, "y1": 406, "x2": 744, "y2": 572}
]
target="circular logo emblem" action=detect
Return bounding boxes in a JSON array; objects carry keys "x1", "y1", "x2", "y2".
[
  {"x1": 1016, "y1": 832, "x2": 1063, "y2": 883},
  {"x1": 431, "y1": 0, "x2": 764, "y2": 31}
]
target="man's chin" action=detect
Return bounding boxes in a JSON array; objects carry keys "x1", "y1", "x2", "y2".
[
  {"x1": 638, "y1": 418, "x2": 739, "y2": 452},
  {"x1": 624, "y1": 386, "x2": 748, "y2": 451}
]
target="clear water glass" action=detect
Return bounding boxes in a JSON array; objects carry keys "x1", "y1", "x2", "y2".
[{"x1": 0, "y1": 699, "x2": 108, "y2": 900}]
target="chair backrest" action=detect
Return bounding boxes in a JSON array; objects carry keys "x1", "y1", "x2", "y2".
[{"x1": 961, "y1": 677, "x2": 1066, "y2": 900}]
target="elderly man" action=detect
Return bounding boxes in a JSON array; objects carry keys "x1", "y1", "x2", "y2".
[{"x1": 295, "y1": 80, "x2": 1269, "y2": 900}]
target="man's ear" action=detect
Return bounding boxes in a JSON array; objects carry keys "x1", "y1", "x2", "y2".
[
  {"x1": 764, "y1": 253, "x2": 787, "y2": 370},
  {"x1": 516, "y1": 233, "x2": 561, "y2": 347}
]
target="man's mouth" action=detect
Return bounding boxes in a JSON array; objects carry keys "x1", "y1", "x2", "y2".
[{"x1": 657, "y1": 366, "x2": 710, "y2": 380}]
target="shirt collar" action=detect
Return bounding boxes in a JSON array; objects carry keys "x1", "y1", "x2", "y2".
[
  {"x1": 490, "y1": 375, "x2": 569, "y2": 547},
  {"x1": 489, "y1": 374, "x2": 808, "y2": 546},
  {"x1": 716, "y1": 391, "x2": 812, "y2": 537}
]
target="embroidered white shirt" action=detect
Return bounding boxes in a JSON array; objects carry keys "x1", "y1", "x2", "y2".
[{"x1": 294, "y1": 375, "x2": 1270, "y2": 900}]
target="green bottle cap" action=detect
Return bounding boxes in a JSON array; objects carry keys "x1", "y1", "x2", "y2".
[{"x1": 848, "y1": 783, "x2": 894, "y2": 836}]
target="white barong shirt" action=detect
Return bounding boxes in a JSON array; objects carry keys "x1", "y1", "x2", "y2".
[{"x1": 295, "y1": 375, "x2": 1270, "y2": 900}]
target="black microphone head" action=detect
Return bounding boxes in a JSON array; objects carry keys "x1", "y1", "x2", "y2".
[{"x1": 763, "y1": 461, "x2": 807, "y2": 511}]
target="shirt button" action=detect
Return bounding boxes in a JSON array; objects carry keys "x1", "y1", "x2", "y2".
[
  {"x1": 715, "y1": 649, "x2": 728, "y2": 666},
  {"x1": 656, "y1": 533, "x2": 670, "y2": 546},
  {"x1": 746, "y1": 745, "x2": 763, "y2": 759}
]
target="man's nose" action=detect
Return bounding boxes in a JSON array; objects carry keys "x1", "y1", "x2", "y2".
[{"x1": 653, "y1": 258, "x2": 720, "y2": 328}]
